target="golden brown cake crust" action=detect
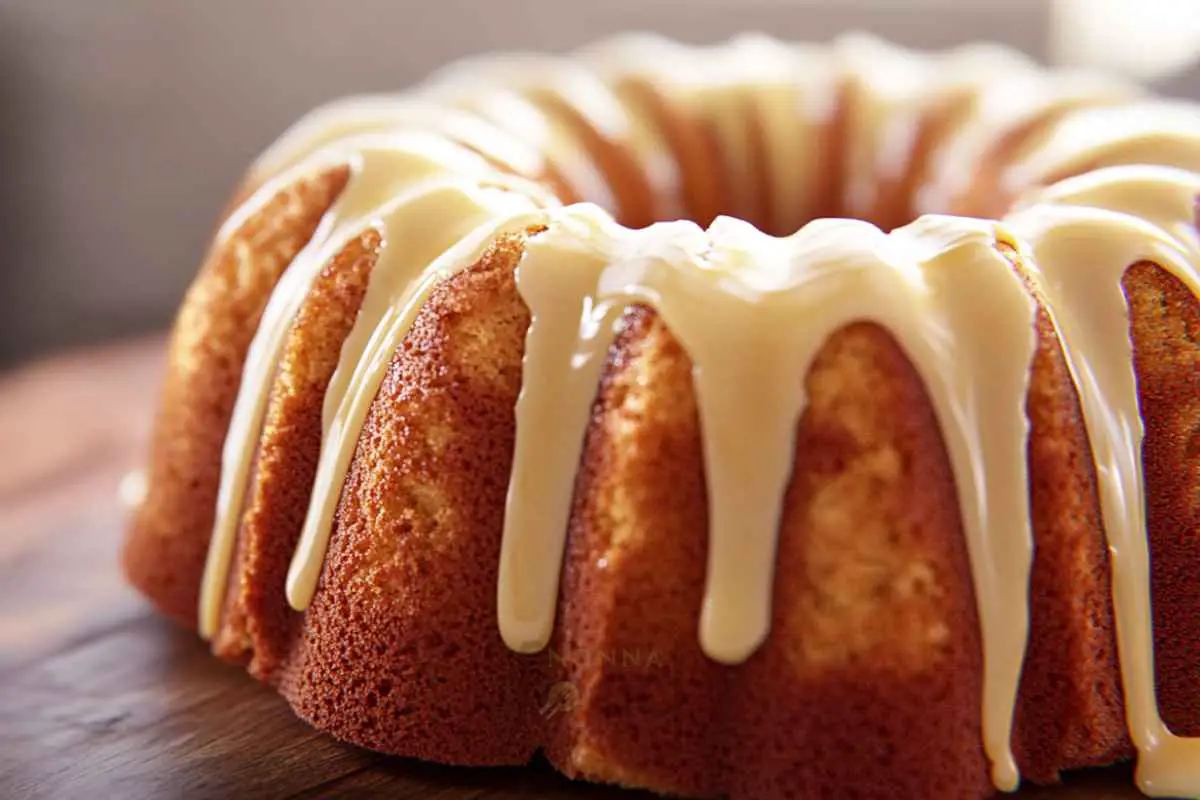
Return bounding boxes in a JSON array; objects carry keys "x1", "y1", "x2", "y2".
[
  {"x1": 542, "y1": 306, "x2": 727, "y2": 795},
  {"x1": 1125, "y1": 262, "x2": 1200, "y2": 738},
  {"x1": 121, "y1": 39, "x2": 1200, "y2": 799},
  {"x1": 1006, "y1": 245, "x2": 1132, "y2": 782},
  {"x1": 725, "y1": 319, "x2": 988, "y2": 799},
  {"x1": 276, "y1": 236, "x2": 549, "y2": 765}
]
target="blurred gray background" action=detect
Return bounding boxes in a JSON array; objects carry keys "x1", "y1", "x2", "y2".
[{"x1": 0, "y1": 0, "x2": 1195, "y2": 364}]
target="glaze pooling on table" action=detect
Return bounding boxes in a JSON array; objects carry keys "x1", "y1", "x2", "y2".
[{"x1": 192, "y1": 33, "x2": 1200, "y2": 797}]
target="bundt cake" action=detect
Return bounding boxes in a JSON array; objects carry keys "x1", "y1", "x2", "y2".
[{"x1": 121, "y1": 33, "x2": 1200, "y2": 799}]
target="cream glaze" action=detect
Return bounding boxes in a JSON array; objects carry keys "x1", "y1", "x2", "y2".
[
  {"x1": 502, "y1": 206, "x2": 1037, "y2": 791},
  {"x1": 1005, "y1": 165, "x2": 1200, "y2": 797},
  {"x1": 191, "y1": 34, "x2": 1200, "y2": 798}
]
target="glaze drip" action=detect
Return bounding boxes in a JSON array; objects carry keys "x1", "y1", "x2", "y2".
[{"x1": 1006, "y1": 166, "x2": 1200, "y2": 796}]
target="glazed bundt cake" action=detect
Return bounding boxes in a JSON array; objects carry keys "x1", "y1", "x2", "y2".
[{"x1": 122, "y1": 33, "x2": 1200, "y2": 799}]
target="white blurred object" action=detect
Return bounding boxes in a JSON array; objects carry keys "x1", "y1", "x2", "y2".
[{"x1": 1052, "y1": 0, "x2": 1200, "y2": 81}]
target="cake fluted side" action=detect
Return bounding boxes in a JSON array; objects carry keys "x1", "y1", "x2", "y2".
[{"x1": 120, "y1": 33, "x2": 1200, "y2": 800}]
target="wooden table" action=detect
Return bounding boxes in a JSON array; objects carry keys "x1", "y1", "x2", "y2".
[{"x1": 0, "y1": 339, "x2": 1145, "y2": 799}]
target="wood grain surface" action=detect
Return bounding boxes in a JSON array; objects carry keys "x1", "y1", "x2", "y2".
[{"x1": 0, "y1": 338, "x2": 1146, "y2": 799}]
